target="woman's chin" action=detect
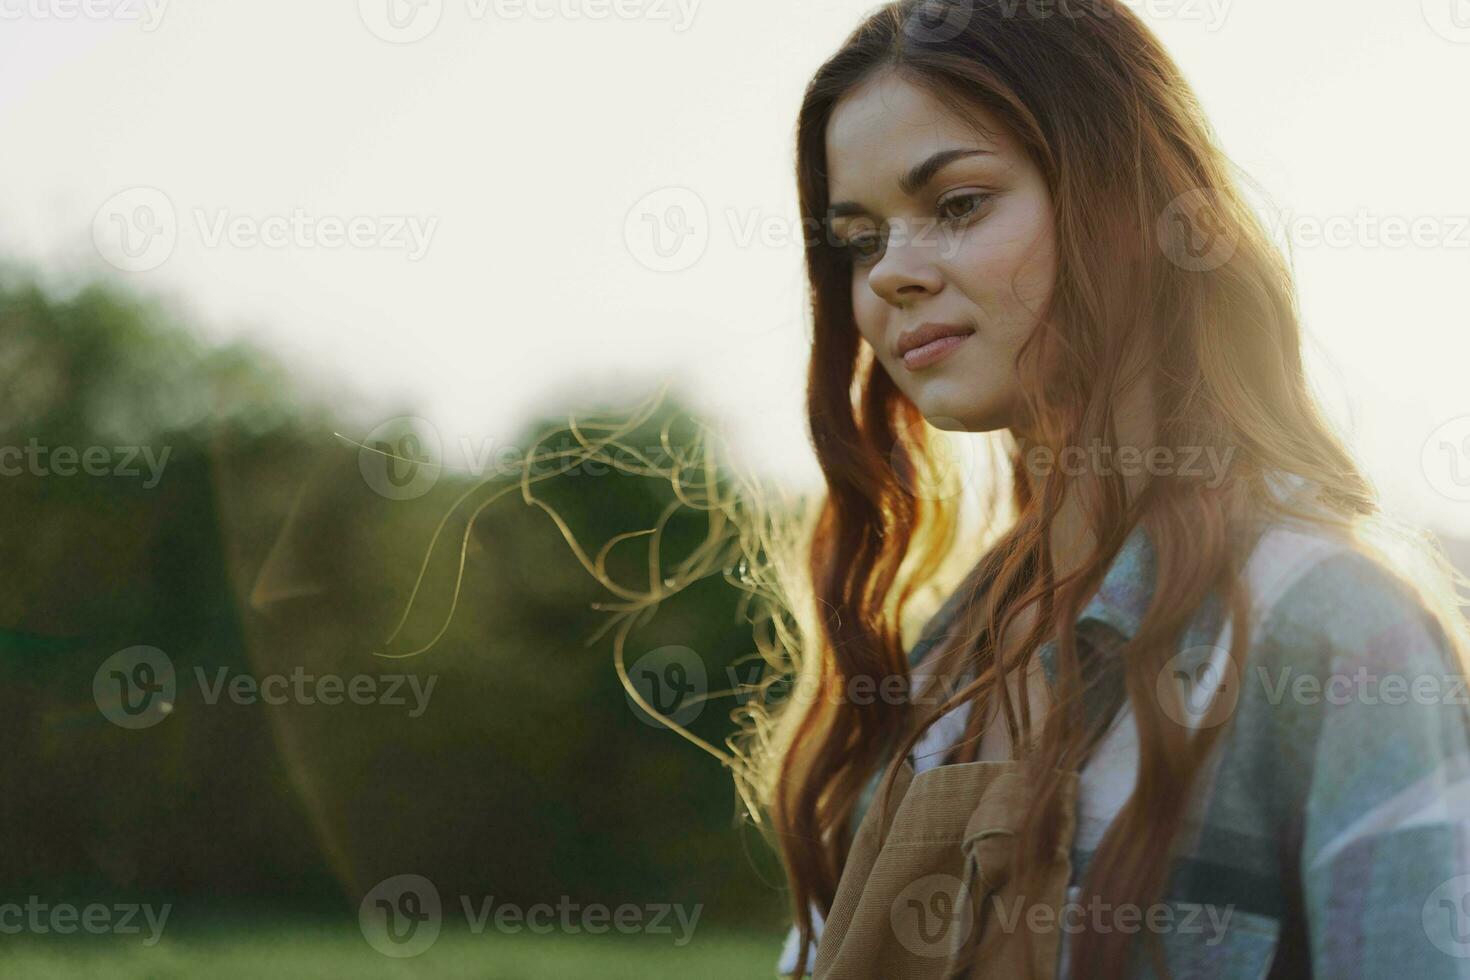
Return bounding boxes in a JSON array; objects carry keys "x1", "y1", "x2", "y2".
[{"x1": 910, "y1": 394, "x2": 1011, "y2": 435}]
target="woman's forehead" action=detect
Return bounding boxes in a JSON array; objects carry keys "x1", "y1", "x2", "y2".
[{"x1": 826, "y1": 75, "x2": 1010, "y2": 198}]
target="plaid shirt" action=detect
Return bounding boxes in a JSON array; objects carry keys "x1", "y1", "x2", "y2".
[{"x1": 779, "y1": 481, "x2": 1470, "y2": 978}]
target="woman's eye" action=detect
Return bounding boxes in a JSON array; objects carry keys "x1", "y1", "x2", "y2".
[
  {"x1": 938, "y1": 192, "x2": 991, "y2": 222},
  {"x1": 835, "y1": 196, "x2": 988, "y2": 265},
  {"x1": 842, "y1": 232, "x2": 884, "y2": 264}
]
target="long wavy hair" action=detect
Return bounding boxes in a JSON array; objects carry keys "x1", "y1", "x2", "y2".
[{"x1": 751, "y1": 1, "x2": 1470, "y2": 977}]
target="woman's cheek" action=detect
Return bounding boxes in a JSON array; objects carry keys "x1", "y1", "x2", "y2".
[{"x1": 852, "y1": 288, "x2": 885, "y2": 352}]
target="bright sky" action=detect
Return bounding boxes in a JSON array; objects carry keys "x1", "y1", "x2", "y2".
[{"x1": 2, "y1": 0, "x2": 1467, "y2": 535}]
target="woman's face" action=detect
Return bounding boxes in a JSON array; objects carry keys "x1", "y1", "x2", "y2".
[{"x1": 825, "y1": 70, "x2": 1057, "y2": 433}]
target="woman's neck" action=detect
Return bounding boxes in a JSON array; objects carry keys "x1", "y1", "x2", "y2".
[{"x1": 1014, "y1": 379, "x2": 1157, "y2": 585}]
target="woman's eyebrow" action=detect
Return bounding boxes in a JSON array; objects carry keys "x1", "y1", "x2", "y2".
[{"x1": 828, "y1": 146, "x2": 996, "y2": 219}]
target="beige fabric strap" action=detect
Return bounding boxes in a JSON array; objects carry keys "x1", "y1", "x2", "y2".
[{"x1": 813, "y1": 760, "x2": 1080, "y2": 980}]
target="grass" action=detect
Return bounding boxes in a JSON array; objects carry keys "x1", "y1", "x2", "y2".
[{"x1": 0, "y1": 921, "x2": 789, "y2": 979}]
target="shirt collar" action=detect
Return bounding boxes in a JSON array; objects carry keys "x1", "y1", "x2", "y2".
[
  {"x1": 1037, "y1": 470, "x2": 1309, "y2": 693},
  {"x1": 907, "y1": 518, "x2": 1159, "y2": 676},
  {"x1": 1036, "y1": 519, "x2": 1156, "y2": 694},
  {"x1": 1069, "y1": 468, "x2": 1309, "y2": 643},
  {"x1": 1074, "y1": 518, "x2": 1157, "y2": 643}
]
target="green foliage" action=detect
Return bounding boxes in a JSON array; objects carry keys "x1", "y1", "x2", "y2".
[{"x1": 0, "y1": 268, "x2": 789, "y2": 942}]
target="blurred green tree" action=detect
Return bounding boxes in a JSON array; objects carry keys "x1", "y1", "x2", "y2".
[{"x1": 0, "y1": 268, "x2": 787, "y2": 935}]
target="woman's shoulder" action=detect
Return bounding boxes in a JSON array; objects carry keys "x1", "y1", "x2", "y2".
[
  {"x1": 1236, "y1": 509, "x2": 1462, "y2": 684},
  {"x1": 1224, "y1": 509, "x2": 1470, "y2": 972},
  {"x1": 1221, "y1": 494, "x2": 1469, "y2": 826}
]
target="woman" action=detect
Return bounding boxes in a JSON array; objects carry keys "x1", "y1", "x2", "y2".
[{"x1": 759, "y1": 1, "x2": 1470, "y2": 977}]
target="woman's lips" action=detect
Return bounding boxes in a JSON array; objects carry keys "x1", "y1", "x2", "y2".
[{"x1": 901, "y1": 333, "x2": 971, "y2": 370}]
